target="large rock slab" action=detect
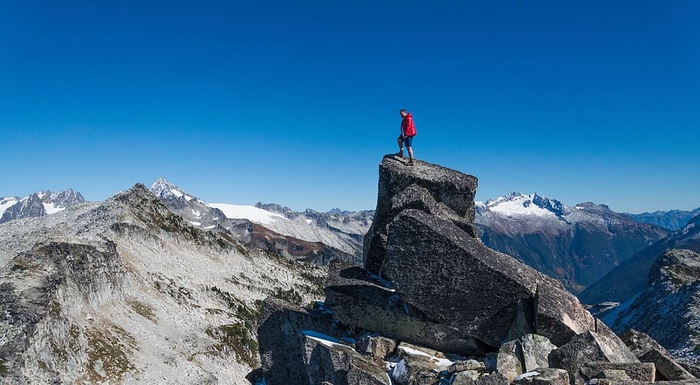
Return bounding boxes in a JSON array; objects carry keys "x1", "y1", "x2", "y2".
[
  {"x1": 521, "y1": 334, "x2": 557, "y2": 372},
  {"x1": 518, "y1": 368, "x2": 570, "y2": 385},
  {"x1": 381, "y1": 208, "x2": 598, "y2": 347},
  {"x1": 497, "y1": 339, "x2": 525, "y2": 383},
  {"x1": 347, "y1": 358, "x2": 392, "y2": 385},
  {"x1": 364, "y1": 155, "x2": 478, "y2": 274},
  {"x1": 304, "y1": 333, "x2": 357, "y2": 385},
  {"x1": 550, "y1": 331, "x2": 640, "y2": 385},
  {"x1": 620, "y1": 329, "x2": 696, "y2": 381},
  {"x1": 391, "y1": 355, "x2": 438, "y2": 385},
  {"x1": 304, "y1": 332, "x2": 389, "y2": 385},
  {"x1": 356, "y1": 333, "x2": 397, "y2": 364},
  {"x1": 579, "y1": 362, "x2": 655, "y2": 383},
  {"x1": 257, "y1": 297, "x2": 346, "y2": 385},
  {"x1": 325, "y1": 259, "x2": 483, "y2": 355}
]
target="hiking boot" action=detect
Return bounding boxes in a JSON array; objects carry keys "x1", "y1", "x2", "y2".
[
  {"x1": 395, "y1": 151, "x2": 404, "y2": 158},
  {"x1": 406, "y1": 159, "x2": 415, "y2": 166}
]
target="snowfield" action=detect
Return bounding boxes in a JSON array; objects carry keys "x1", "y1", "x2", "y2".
[{"x1": 207, "y1": 203, "x2": 287, "y2": 225}]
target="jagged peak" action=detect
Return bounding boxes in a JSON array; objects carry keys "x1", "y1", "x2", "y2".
[
  {"x1": 149, "y1": 178, "x2": 196, "y2": 202},
  {"x1": 38, "y1": 189, "x2": 86, "y2": 206}
]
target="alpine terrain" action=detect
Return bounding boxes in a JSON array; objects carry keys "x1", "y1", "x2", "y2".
[
  {"x1": 605, "y1": 246, "x2": 700, "y2": 372},
  {"x1": 149, "y1": 178, "x2": 372, "y2": 266},
  {"x1": 0, "y1": 184, "x2": 326, "y2": 384},
  {"x1": 475, "y1": 193, "x2": 669, "y2": 293}
]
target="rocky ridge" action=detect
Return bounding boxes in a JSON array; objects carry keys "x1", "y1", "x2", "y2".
[
  {"x1": 149, "y1": 178, "x2": 370, "y2": 265},
  {"x1": 0, "y1": 184, "x2": 326, "y2": 384},
  {"x1": 254, "y1": 156, "x2": 691, "y2": 385},
  {"x1": 606, "y1": 247, "x2": 700, "y2": 367}
]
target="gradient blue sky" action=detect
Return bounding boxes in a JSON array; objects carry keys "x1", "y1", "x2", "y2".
[{"x1": 1, "y1": 1, "x2": 698, "y2": 213}]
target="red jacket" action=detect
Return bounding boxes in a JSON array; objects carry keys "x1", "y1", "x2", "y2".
[{"x1": 401, "y1": 113, "x2": 417, "y2": 137}]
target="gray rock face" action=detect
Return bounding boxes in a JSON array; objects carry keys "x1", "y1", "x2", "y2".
[
  {"x1": 391, "y1": 354, "x2": 438, "y2": 385},
  {"x1": 620, "y1": 329, "x2": 696, "y2": 381},
  {"x1": 497, "y1": 340, "x2": 524, "y2": 383},
  {"x1": 519, "y1": 368, "x2": 570, "y2": 385},
  {"x1": 363, "y1": 155, "x2": 478, "y2": 274},
  {"x1": 475, "y1": 372, "x2": 509, "y2": 385},
  {"x1": 324, "y1": 259, "x2": 483, "y2": 355},
  {"x1": 356, "y1": 334, "x2": 397, "y2": 364},
  {"x1": 0, "y1": 241, "x2": 126, "y2": 380},
  {"x1": 347, "y1": 358, "x2": 392, "y2": 385},
  {"x1": 380, "y1": 208, "x2": 597, "y2": 348},
  {"x1": 550, "y1": 331, "x2": 639, "y2": 385},
  {"x1": 521, "y1": 334, "x2": 557, "y2": 372},
  {"x1": 579, "y1": 362, "x2": 655, "y2": 383},
  {"x1": 452, "y1": 370, "x2": 481, "y2": 385},
  {"x1": 304, "y1": 333, "x2": 381, "y2": 385},
  {"x1": 258, "y1": 297, "x2": 346, "y2": 385}
]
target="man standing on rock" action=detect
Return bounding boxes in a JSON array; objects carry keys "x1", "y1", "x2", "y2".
[{"x1": 396, "y1": 109, "x2": 417, "y2": 166}]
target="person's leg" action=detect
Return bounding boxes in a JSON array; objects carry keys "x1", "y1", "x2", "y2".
[
  {"x1": 396, "y1": 135, "x2": 404, "y2": 156},
  {"x1": 405, "y1": 136, "x2": 415, "y2": 165}
]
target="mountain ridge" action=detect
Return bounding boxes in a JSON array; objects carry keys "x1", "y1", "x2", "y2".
[
  {"x1": 580, "y1": 212, "x2": 700, "y2": 304},
  {"x1": 475, "y1": 192, "x2": 669, "y2": 293},
  {"x1": 0, "y1": 189, "x2": 86, "y2": 224},
  {"x1": 0, "y1": 182, "x2": 325, "y2": 384},
  {"x1": 148, "y1": 178, "x2": 371, "y2": 266}
]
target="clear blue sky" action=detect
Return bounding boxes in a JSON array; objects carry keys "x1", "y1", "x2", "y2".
[{"x1": 1, "y1": 1, "x2": 698, "y2": 213}]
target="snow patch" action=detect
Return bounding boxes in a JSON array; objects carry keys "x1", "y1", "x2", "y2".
[
  {"x1": 302, "y1": 330, "x2": 343, "y2": 349},
  {"x1": 207, "y1": 203, "x2": 287, "y2": 225},
  {"x1": 0, "y1": 197, "x2": 18, "y2": 218},
  {"x1": 398, "y1": 345, "x2": 432, "y2": 358},
  {"x1": 172, "y1": 189, "x2": 191, "y2": 201},
  {"x1": 516, "y1": 371, "x2": 541, "y2": 381},
  {"x1": 43, "y1": 202, "x2": 65, "y2": 215}
]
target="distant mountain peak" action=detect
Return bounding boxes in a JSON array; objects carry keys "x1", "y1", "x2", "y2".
[
  {"x1": 0, "y1": 188, "x2": 85, "y2": 224},
  {"x1": 482, "y1": 192, "x2": 565, "y2": 217},
  {"x1": 149, "y1": 178, "x2": 195, "y2": 202}
]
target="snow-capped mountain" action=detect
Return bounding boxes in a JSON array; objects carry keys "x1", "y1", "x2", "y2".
[
  {"x1": 148, "y1": 178, "x2": 373, "y2": 265},
  {"x1": 475, "y1": 193, "x2": 670, "y2": 293},
  {"x1": 0, "y1": 189, "x2": 86, "y2": 224}
]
